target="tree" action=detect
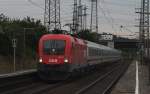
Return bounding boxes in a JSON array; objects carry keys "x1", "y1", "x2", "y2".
[
  {"x1": 77, "y1": 29, "x2": 99, "y2": 42},
  {"x1": 0, "y1": 14, "x2": 47, "y2": 56}
]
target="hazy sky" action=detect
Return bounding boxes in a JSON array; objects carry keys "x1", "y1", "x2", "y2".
[{"x1": 0, "y1": 0, "x2": 141, "y2": 38}]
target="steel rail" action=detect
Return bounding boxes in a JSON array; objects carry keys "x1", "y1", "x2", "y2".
[{"x1": 75, "y1": 64, "x2": 122, "y2": 94}]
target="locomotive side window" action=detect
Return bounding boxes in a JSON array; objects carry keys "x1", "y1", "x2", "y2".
[{"x1": 43, "y1": 40, "x2": 66, "y2": 55}]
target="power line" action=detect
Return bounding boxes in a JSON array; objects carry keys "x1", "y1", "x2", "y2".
[
  {"x1": 103, "y1": 1, "x2": 140, "y2": 7},
  {"x1": 27, "y1": 0, "x2": 44, "y2": 10},
  {"x1": 99, "y1": 1, "x2": 117, "y2": 32}
]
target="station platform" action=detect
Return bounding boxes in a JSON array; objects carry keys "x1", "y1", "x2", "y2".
[
  {"x1": 111, "y1": 60, "x2": 150, "y2": 94},
  {"x1": 0, "y1": 69, "x2": 36, "y2": 78},
  {"x1": 138, "y1": 62, "x2": 150, "y2": 94}
]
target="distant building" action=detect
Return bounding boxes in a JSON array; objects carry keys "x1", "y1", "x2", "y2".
[
  {"x1": 98, "y1": 33, "x2": 138, "y2": 49},
  {"x1": 98, "y1": 33, "x2": 114, "y2": 48},
  {"x1": 99, "y1": 33, "x2": 113, "y2": 41}
]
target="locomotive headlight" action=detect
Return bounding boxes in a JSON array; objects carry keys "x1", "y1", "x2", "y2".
[
  {"x1": 64, "y1": 59, "x2": 68, "y2": 63},
  {"x1": 39, "y1": 58, "x2": 43, "y2": 63}
]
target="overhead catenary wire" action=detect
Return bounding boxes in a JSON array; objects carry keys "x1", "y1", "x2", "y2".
[
  {"x1": 99, "y1": 0, "x2": 138, "y2": 36},
  {"x1": 15, "y1": 0, "x2": 138, "y2": 37},
  {"x1": 102, "y1": 1, "x2": 140, "y2": 7},
  {"x1": 27, "y1": 0, "x2": 44, "y2": 10},
  {"x1": 98, "y1": 0, "x2": 117, "y2": 33}
]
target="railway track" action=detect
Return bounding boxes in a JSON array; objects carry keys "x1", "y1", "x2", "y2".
[
  {"x1": 0, "y1": 70, "x2": 75, "y2": 94},
  {"x1": 2, "y1": 81, "x2": 65, "y2": 94},
  {"x1": 75, "y1": 62, "x2": 129, "y2": 94},
  {"x1": 35, "y1": 61, "x2": 129, "y2": 94},
  {"x1": 0, "y1": 61, "x2": 130, "y2": 94},
  {"x1": 0, "y1": 72, "x2": 66, "y2": 94}
]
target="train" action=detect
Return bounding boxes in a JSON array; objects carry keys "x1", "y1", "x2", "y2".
[{"x1": 37, "y1": 34, "x2": 122, "y2": 80}]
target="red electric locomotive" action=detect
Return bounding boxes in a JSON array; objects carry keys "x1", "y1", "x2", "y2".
[{"x1": 37, "y1": 34, "x2": 87, "y2": 80}]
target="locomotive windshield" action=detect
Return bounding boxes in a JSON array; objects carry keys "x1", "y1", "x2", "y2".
[{"x1": 43, "y1": 40, "x2": 66, "y2": 55}]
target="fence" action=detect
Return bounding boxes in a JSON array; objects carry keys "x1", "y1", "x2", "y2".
[{"x1": 0, "y1": 30, "x2": 37, "y2": 74}]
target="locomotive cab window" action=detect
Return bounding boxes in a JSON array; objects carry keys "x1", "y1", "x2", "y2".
[{"x1": 43, "y1": 40, "x2": 66, "y2": 55}]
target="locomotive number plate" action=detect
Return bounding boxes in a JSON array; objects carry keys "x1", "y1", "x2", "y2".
[{"x1": 49, "y1": 59, "x2": 58, "y2": 63}]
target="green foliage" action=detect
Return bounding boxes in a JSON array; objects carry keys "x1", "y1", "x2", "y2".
[
  {"x1": 51, "y1": 29, "x2": 63, "y2": 34},
  {"x1": 0, "y1": 34, "x2": 11, "y2": 56},
  {"x1": 51, "y1": 29, "x2": 68, "y2": 34},
  {"x1": 0, "y1": 14, "x2": 47, "y2": 56},
  {"x1": 77, "y1": 29, "x2": 99, "y2": 42}
]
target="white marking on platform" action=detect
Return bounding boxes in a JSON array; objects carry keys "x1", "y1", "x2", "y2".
[
  {"x1": 135, "y1": 61, "x2": 139, "y2": 94},
  {"x1": 0, "y1": 69, "x2": 36, "y2": 78}
]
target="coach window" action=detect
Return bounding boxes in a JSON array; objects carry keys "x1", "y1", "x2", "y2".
[
  {"x1": 94, "y1": 49, "x2": 96, "y2": 56},
  {"x1": 99, "y1": 49, "x2": 101, "y2": 56},
  {"x1": 96, "y1": 49, "x2": 98, "y2": 56},
  {"x1": 91, "y1": 48, "x2": 93, "y2": 56},
  {"x1": 97, "y1": 49, "x2": 99, "y2": 56}
]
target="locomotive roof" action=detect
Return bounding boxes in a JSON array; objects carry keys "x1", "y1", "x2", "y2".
[
  {"x1": 40, "y1": 34, "x2": 120, "y2": 53},
  {"x1": 40, "y1": 34, "x2": 71, "y2": 39},
  {"x1": 40, "y1": 34, "x2": 86, "y2": 45}
]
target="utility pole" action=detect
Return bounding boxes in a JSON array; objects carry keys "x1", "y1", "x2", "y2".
[
  {"x1": 12, "y1": 39, "x2": 17, "y2": 72},
  {"x1": 136, "y1": 0, "x2": 150, "y2": 61},
  {"x1": 78, "y1": 0, "x2": 83, "y2": 31},
  {"x1": 83, "y1": 5, "x2": 88, "y2": 30},
  {"x1": 72, "y1": 0, "x2": 78, "y2": 33},
  {"x1": 90, "y1": 0, "x2": 98, "y2": 33},
  {"x1": 64, "y1": 23, "x2": 73, "y2": 34},
  {"x1": 22, "y1": 28, "x2": 34, "y2": 69},
  {"x1": 136, "y1": 0, "x2": 150, "y2": 83},
  {"x1": 44, "y1": 0, "x2": 61, "y2": 32}
]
